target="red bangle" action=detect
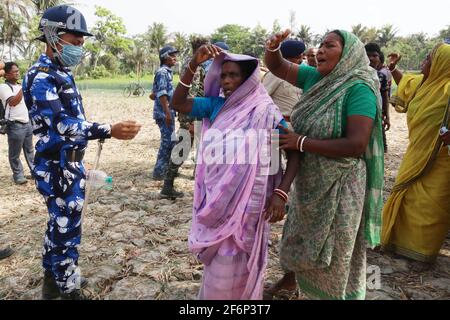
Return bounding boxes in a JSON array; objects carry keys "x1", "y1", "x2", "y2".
[{"x1": 274, "y1": 189, "x2": 288, "y2": 202}]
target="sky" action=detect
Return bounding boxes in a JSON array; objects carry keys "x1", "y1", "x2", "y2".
[{"x1": 73, "y1": 0, "x2": 447, "y2": 38}]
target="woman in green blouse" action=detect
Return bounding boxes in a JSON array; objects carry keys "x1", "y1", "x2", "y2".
[{"x1": 263, "y1": 29, "x2": 384, "y2": 300}]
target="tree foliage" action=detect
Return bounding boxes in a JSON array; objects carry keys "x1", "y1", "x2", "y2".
[{"x1": 1, "y1": 4, "x2": 449, "y2": 79}]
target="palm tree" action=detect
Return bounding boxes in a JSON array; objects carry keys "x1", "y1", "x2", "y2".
[
  {"x1": 146, "y1": 22, "x2": 168, "y2": 53},
  {"x1": 296, "y1": 24, "x2": 314, "y2": 47},
  {"x1": 0, "y1": 0, "x2": 30, "y2": 59},
  {"x1": 172, "y1": 32, "x2": 188, "y2": 55},
  {"x1": 0, "y1": 0, "x2": 66, "y2": 60},
  {"x1": 351, "y1": 24, "x2": 367, "y2": 40},
  {"x1": 377, "y1": 24, "x2": 398, "y2": 48},
  {"x1": 29, "y1": 0, "x2": 68, "y2": 14}
]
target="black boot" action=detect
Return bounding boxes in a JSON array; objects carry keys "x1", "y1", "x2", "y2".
[
  {"x1": 42, "y1": 271, "x2": 88, "y2": 300},
  {"x1": 60, "y1": 289, "x2": 88, "y2": 300},
  {"x1": 0, "y1": 247, "x2": 14, "y2": 260},
  {"x1": 160, "y1": 178, "x2": 184, "y2": 199},
  {"x1": 42, "y1": 271, "x2": 60, "y2": 300}
]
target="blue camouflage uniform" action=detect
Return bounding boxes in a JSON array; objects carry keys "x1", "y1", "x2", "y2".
[
  {"x1": 22, "y1": 54, "x2": 111, "y2": 293},
  {"x1": 152, "y1": 64, "x2": 176, "y2": 179}
]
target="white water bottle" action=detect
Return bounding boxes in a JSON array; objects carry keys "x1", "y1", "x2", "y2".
[
  {"x1": 440, "y1": 127, "x2": 450, "y2": 156},
  {"x1": 86, "y1": 170, "x2": 113, "y2": 190}
]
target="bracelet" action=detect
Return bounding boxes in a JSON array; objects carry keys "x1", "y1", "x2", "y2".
[
  {"x1": 179, "y1": 80, "x2": 192, "y2": 88},
  {"x1": 300, "y1": 136, "x2": 307, "y2": 153},
  {"x1": 389, "y1": 66, "x2": 397, "y2": 73},
  {"x1": 274, "y1": 189, "x2": 288, "y2": 202},
  {"x1": 266, "y1": 43, "x2": 281, "y2": 52},
  {"x1": 187, "y1": 62, "x2": 196, "y2": 75},
  {"x1": 296, "y1": 136, "x2": 303, "y2": 151}
]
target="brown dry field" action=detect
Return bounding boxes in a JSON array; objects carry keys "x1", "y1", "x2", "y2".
[{"x1": 0, "y1": 91, "x2": 449, "y2": 300}]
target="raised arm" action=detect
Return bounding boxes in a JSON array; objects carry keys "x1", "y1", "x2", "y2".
[
  {"x1": 387, "y1": 53, "x2": 403, "y2": 86},
  {"x1": 264, "y1": 29, "x2": 299, "y2": 87},
  {"x1": 172, "y1": 45, "x2": 222, "y2": 114}
]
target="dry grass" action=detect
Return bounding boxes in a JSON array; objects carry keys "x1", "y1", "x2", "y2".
[{"x1": 0, "y1": 92, "x2": 448, "y2": 300}]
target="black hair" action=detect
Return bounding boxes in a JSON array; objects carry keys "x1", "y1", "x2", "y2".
[
  {"x1": 365, "y1": 42, "x2": 382, "y2": 55},
  {"x1": 330, "y1": 30, "x2": 345, "y2": 47},
  {"x1": 191, "y1": 37, "x2": 209, "y2": 52},
  {"x1": 379, "y1": 51, "x2": 385, "y2": 64},
  {"x1": 4, "y1": 62, "x2": 18, "y2": 74},
  {"x1": 223, "y1": 60, "x2": 257, "y2": 81}
]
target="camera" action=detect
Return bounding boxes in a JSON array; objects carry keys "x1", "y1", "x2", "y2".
[{"x1": 0, "y1": 119, "x2": 8, "y2": 134}]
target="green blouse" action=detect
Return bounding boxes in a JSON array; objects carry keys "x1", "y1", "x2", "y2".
[{"x1": 296, "y1": 64, "x2": 377, "y2": 130}]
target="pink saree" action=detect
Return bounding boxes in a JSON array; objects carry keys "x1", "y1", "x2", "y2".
[{"x1": 188, "y1": 52, "x2": 283, "y2": 300}]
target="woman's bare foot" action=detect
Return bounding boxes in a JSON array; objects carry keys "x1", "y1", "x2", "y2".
[{"x1": 264, "y1": 272, "x2": 297, "y2": 296}]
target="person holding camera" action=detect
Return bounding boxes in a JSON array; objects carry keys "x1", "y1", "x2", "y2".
[{"x1": 0, "y1": 61, "x2": 35, "y2": 185}]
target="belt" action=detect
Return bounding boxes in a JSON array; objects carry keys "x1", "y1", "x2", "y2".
[
  {"x1": 8, "y1": 120, "x2": 28, "y2": 125},
  {"x1": 35, "y1": 149, "x2": 85, "y2": 162}
]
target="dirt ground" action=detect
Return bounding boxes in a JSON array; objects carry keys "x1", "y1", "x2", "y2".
[{"x1": 0, "y1": 91, "x2": 449, "y2": 300}]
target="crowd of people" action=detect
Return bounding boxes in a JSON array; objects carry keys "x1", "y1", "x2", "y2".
[{"x1": 0, "y1": 4, "x2": 449, "y2": 300}]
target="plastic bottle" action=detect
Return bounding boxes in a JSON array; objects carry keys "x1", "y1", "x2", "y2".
[
  {"x1": 440, "y1": 127, "x2": 450, "y2": 156},
  {"x1": 86, "y1": 170, "x2": 113, "y2": 190}
]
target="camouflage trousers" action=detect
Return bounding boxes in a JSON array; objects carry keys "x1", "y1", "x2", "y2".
[{"x1": 165, "y1": 114, "x2": 194, "y2": 181}]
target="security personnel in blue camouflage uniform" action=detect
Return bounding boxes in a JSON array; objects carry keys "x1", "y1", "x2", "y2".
[
  {"x1": 159, "y1": 37, "x2": 208, "y2": 199},
  {"x1": 23, "y1": 5, "x2": 141, "y2": 299},
  {"x1": 151, "y1": 46, "x2": 178, "y2": 180}
]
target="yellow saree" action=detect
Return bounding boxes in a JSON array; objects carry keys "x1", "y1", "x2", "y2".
[{"x1": 382, "y1": 44, "x2": 450, "y2": 262}]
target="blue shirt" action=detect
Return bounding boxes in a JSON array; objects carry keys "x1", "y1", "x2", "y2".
[
  {"x1": 152, "y1": 65, "x2": 176, "y2": 120},
  {"x1": 22, "y1": 54, "x2": 111, "y2": 157},
  {"x1": 189, "y1": 97, "x2": 288, "y2": 132}
]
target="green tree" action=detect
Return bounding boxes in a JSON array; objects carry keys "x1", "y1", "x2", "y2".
[
  {"x1": 296, "y1": 24, "x2": 314, "y2": 47},
  {"x1": 211, "y1": 24, "x2": 251, "y2": 54},
  {"x1": 29, "y1": 0, "x2": 66, "y2": 14},
  {"x1": 145, "y1": 22, "x2": 169, "y2": 53},
  {"x1": 86, "y1": 6, "x2": 132, "y2": 71},
  {"x1": 271, "y1": 19, "x2": 282, "y2": 35},
  {"x1": 439, "y1": 25, "x2": 450, "y2": 40},
  {"x1": 0, "y1": 0, "x2": 30, "y2": 59},
  {"x1": 377, "y1": 24, "x2": 398, "y2": 47},
  {"x1": 247, "y1": 24, "x2": 268, "y2": 58},
  {"x1": 172, "y1": 32, "x2": 189, "y2": 61},
  {"x1": 351, "y1": 24, "x2": 367, "y2": 40}
]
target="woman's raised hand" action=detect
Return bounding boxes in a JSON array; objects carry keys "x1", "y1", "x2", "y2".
[
  {"x1": 387, "y1": 53, "x2": 401, "y2": 70},
  {"x1": 266, "y1": 29, "x2": 291, "y2": 51},
  {"x1": 192, "y1": 44, "x2": 222, "y2": 66}
]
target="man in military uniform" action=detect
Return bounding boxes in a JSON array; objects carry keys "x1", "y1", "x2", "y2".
[
  {"x1": 159, "y1": 37, "x2": 209, "y2": 199},
  {"x1": 23, "y1": 5, "x2": 141, "y2": 299},
  {"x1": 151, "y1": 46, "x2": 179, "y2": 181}
]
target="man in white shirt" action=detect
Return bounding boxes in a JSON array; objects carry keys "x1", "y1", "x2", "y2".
[
  {"x1": 262, "y1": 40, "x2": 305, "y2": 123},
  {"x1": 0, "y1": 62, "x2": 34, "y2": 184}
]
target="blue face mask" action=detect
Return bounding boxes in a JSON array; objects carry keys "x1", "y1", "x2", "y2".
[{"x1": 59, "y1": 44, "x2": 84, "y2": 67}]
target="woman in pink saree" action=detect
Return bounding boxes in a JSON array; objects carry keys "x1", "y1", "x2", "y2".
[{"x1": 171, "y1": 45, "x2": 299, "y2": 299}]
